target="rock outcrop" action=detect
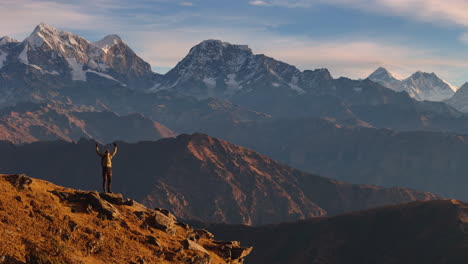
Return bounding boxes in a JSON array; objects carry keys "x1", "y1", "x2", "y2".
[{"x1": 0, "y1": 174, "x2": 252, "y2": 264}]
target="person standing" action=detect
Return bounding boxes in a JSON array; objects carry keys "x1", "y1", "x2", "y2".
[{"x1": 96, "y1": 143, "x2": 117, "y2": 193}]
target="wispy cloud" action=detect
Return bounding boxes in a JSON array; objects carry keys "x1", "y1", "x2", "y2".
[
  {"x1": 179, "y1": 2, "x2": 193, "y2": 6},
  {"x1": 0, "y1": 0, "x2": 100, "y2": 38},
  {"x1": 256, "y1": 0, "x2": 468, "y2": 28},
  {"x1": 249, "y1": 1, "x2": 270, "y2": 6}
]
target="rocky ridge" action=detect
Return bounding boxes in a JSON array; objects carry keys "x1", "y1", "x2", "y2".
[{"x1": 0, "y1": 174, "x2": 251, "y2": 264}]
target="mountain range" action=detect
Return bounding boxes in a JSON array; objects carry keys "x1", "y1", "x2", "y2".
[
  {"x1": 212, "y1": 117, "x2": 468, "y2": 200},
  {"x1": 368, "y1": 67, "x2": 457, "y2": 101},
  {"x1": 2, "y1": 24, "x2": 468, "y2": 138},
  {"x1": 0, "y1": 134, "x2": 438, "y2": 225},
  {"x1": 2, "y1": 23, "x2": 468, "y2": 217},
  {"x1": 3, "y1": 23, "x2": 468, "y2": 263}
]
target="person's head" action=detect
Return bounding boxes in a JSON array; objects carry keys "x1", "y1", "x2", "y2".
[{"x1": 105, "y1": 150, "x2": 110, "y2": 155}]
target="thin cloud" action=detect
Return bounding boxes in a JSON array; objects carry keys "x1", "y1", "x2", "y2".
[
  {"x1": 249, "y1": 1, "x2": 270, "y2": 6},
  {"x1": 259, "y1": 0, "x2": 468, "y2": 28},
  {"x1": 179, "y1": 2, "x2": 193, "y2": 6}
]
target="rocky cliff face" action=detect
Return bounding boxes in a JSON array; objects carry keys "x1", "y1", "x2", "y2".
[
  {"x1": 200, "y1": 199, "x2": 468, "y2": 264},
  {"x1": 0, "y1": 174, "x2": 252, "y2": 264},
  {"x1": 0, "y1": 134, "x2": 439, "y2": 225}
]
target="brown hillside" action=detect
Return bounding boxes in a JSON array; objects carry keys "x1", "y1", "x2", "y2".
[
  {"x1": 0, "y1": 134, "x2": 439, "y2": 226},
  {"x1": 0, "y1": 174, "x2": 251, "y2": 264},
  {"x1": 0, "y1": 102, "x2": 175, "y2": 144},
  {"x1": 201, "y1": 199, "x2": 468, "y2": 264},
  {"x1": 142, "y1": 134, "x2": 440, "y2": 225}
]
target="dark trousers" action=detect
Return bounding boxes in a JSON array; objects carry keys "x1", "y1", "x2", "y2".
[{"x1": 102, "y1": 166, "x2": 112, "y2": 193}]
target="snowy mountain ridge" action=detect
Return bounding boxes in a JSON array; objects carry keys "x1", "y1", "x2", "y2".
[
  {"x1": 153, "y1": 39, "x2": 333, "y2": 99},
  {"x1": 0, "y1": 23, "x2": 158, "y2": 106},
  {"x1": 368, "y1": 67, "x2": 457, "y2": 101}
]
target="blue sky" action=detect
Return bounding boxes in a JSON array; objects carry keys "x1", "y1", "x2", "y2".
[{"x1": 1, "y1": 0, "x2": 468, "y2": 86}]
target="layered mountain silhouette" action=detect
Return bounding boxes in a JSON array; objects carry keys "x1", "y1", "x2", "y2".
[
  {"x1": 1, "y1": 23, "x2": 468, "y2": 210},
  {"x1": 368, "y1": 67, "x2": 456, "y2": 101},
  {"x1": 0, "y1": 174, "x2": 251, "y2": 263},
  {"x1": 199, "y1": 199, "x2": 468, "y2": 264},
  {"x1": 1, "y1": 24, "x2": 468, "y2": 139},
  {"x1": 0, "y1": 102, "x2": 174, "y2": 143},
  {"x1": 212, "y1": 117, "x2": 468, "y2": 200},
  {"x1": 0, "y1": 134, "x2": 438, "y2": 225}
]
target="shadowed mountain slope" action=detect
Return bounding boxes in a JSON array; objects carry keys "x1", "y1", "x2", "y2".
[
  {"x1": 0, "y1": 134, "x2": 438, "y2": 225},
  {"x1": 213, "y1": 117, "x2": 468, "y2": 200},
  {"x1": 198, "y1": 199, "x2": 468, "y2": 264}
]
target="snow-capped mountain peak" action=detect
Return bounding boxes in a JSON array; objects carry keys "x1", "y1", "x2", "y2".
[
  {"x1": 91, "y1": 34, "x2": 123, "y2": 53},
  {"x1": 442, "y1": 79, "x2": 458, "y2": 92},
  {"x1": 369, "y1": 67, "x2": 399, "y2": 82},
  {"x1": 409, "y1": 71, "x2": 434, "y2": 79},
  {"x1": 154, "y1": 39, "x2": 334, "y2": 98},
  {"x1": 402, "y1": 71, "x2": 454, "y2": 101},
  {"x1": 368, "y1": 67, "x2": 403, "y2": 92},
  {"x1": 369, "y1": 67, "x2": 456, "y2": 101},
  {"x1": 23, "y1": 23, "x2": 90, "y2": 65},
  {"x1": 0, "y1": 23, "x2": 156, "y2": 97},
  {"x1": 0, "y1": 36, "x2": 18, "y2": 46}
]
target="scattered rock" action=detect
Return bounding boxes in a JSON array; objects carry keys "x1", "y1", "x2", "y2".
[
  {"x1": 188, "y1": 254, "x2": 211, "y2": 264},
  {"x1": 50, "y1": 191, "x2": 123, "y2": 220},
  {"x1": 176, "y1": 222, "x2": 191, "y2": 230},
  {"x1": 212, "y1": 241, "x2": 253, "y2": 263},
  {"x1": 99, "y1": 193, "x2": 134, "y2": 206},
  {"x1": 194, "y1": 229, "x2": 214, "y2": 240},
  {"x1": 144, "y1": 210, "x2": 177, "y2": 235},
  {"x1": 146, "y1": 235, "x2": 161, "y2": 247},
  {"x1": 86, "y1": 240, "x2": 101, "y2": 254},
  {"x1": 0, "y1": 174, "x2": 252, "y2": 263},
  {"x1": 182, "y1": 239, "x2": 209, "y2": 255},
  {"x1": 154, "y1": 208, "x2": 177, "y2": 221},
  {"x1": 4, "y1": 174, "x2": 32, "y2": 190}
]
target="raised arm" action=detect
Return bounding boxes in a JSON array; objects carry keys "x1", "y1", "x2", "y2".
[
  {"x1": 111, "y1": 143, "x2": 118, "y2": 157},
  {"x1": 96, "y1": 143, "x2": 104, "y2": 157}
]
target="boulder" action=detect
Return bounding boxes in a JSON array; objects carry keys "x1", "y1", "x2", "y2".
[
  {"x1": 3, "y1": 174, "x2": 32, "y2": 190},
  {"x1": 182, "y1": 239, "x2": 209, "y2": 255},
  {"x1": 143, "y1": 210, "x2": 177, "y2": 235}
]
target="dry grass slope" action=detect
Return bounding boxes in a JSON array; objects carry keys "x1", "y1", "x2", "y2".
[{"x1": 0, "y1": 174, "x2": 251, "y2": 264}]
